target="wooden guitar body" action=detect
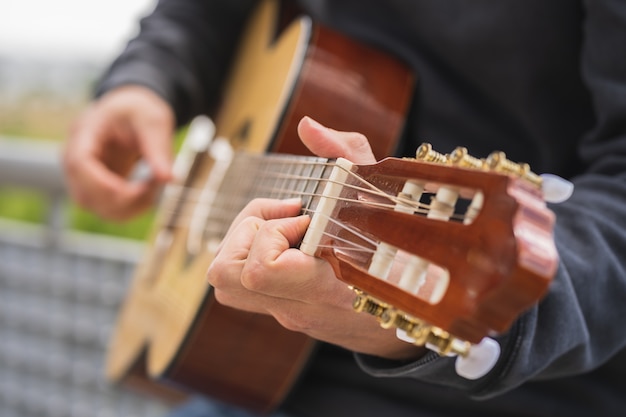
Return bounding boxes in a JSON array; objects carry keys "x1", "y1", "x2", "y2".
[
  {"x1": 105, "y1": 0, "x2": 559, "y2": 410},
  {"x1": 104, "y1": 0, "x2": 414, "y2": 413}
]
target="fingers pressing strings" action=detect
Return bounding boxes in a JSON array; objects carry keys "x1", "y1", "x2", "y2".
[{"x1": 151, "y1": 167, "x2": 470, "y2": 278}]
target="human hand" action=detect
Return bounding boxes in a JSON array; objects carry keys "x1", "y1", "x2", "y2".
[
  {"x1": 207, "y1": 117, "x2": 425, "y2": 360},
  {"x1": 63, "y1": 85, "x2": 175, "y2": 221}
]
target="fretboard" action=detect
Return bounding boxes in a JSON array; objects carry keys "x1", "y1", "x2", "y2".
[{"x1": 187, "y1": 151, "x2": 334, "y2": 246}]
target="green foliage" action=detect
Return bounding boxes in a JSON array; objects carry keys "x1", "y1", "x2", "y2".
[
  {"x1": 67, "y1": 204, "x2": 155, "y2": 240},
  {"x1": 1, "y1": 102, "x2": 190, "y2": 241},
  {"x1": 0, "y1": 187, "x2": 48, "y2": 223},
  {"x1": 0, "y1": 187, "x2": 155, "y2": 241}
]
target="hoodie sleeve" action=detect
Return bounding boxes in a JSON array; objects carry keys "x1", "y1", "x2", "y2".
[{"x1": 356, "y1": 0, "x2": 626, "y2": 399}]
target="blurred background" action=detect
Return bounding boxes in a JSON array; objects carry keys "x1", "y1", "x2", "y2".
[{"x1": 0, "y1": 0, "x2": 177, "y2": 415}]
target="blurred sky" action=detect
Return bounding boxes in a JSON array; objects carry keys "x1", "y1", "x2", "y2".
[{"x1": 0, "y1": 0, "x2": 156, "y2": 61}]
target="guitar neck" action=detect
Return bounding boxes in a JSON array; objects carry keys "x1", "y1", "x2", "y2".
[
  {"x1": 177, "y1": 150, "x2": 335, "y2": 249},
  {"x1": 229, "y1": 152, "x2": 333, "y2": 212},
  {"x1": 104, "y1": 0, "x2": 415, "y2": 412}
]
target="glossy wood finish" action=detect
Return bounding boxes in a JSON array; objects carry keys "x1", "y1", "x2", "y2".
[
  {"x1": 317, "y1": 158, "x2": 557, "y2": 344},
  {"x1": 271, "y1": 24, "x2": 414, "y2": 159},
  {"x1": 104, "y1": 0, "x2": 414, "y2": 413}
]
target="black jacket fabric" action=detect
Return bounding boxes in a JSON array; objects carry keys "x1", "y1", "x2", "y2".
[{"x1": 96, "y1": 1, "x2": 626, "y2": 416}]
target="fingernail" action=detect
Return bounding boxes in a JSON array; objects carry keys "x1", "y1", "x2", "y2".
[
  {"x1": 303, "y1": 116, "x2": 325, "y2": 130},
  {"x1": 282, "y1": 197, "x2": 303, "y2": 205}
]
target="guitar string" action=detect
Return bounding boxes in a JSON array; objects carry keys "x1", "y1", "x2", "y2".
[
  {"x1": 149, "y1": 161, "x2": 470, "y2": 274},
  {"x1": 147, "y1": 207, "x2": 394, "y2": 315},
  {"x1": 147, "y1": 206, "x2": 394, "y2": 314},
  {"x1": 156, "y1": 174, "x2": 468, "y2": 229},
  {"x1": 145, "y1": 160, "x2": 472, "y2": 313},
  {"x1": 154, "y1": 153, "x2": 476, "y2": 232},
  {"x1": 160, "y1": 184, "x2": 437, "y2": 223},
  {"x1": 147, "y1": 194, "x2": 453, "y2": 315},
  {"x1": 146, "y1": 162, "x2": 460, "y2": 312},
  {"x1": 300, "y1": 207, "x2": 380, "y2": 251},
  {"x1": 158, "y1": 158, "x2": 394, "y2": 241},
  {"x1": 148, "y1": 207, "x2": 383, "y2": 315},
  {"x1": 161, "y1": 199, "x2": 466, "y2": 243},
  {"x1": 170, "y1": 154, "x2": 469, "y2": 221}
]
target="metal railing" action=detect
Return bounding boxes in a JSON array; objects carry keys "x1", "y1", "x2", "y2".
[
  {"x1": 0, "y1": 136, "x2": 171, "y2": 417},
  {"x1": 0, "y1": 136, "x2": 67, "y2": 247}
]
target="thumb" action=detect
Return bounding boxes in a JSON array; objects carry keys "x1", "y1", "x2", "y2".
[
  {"x1": 137, "y1": 122, "x2": 174, "y2": 183},
  {"x1": 297, "y1": 116, "x2": 376, "y2": 164},
  {"x1": 133, "y1": 102, "x2": 175, "y2": 183},
  {"x1": 134, "y1": 113, "x2": 174, "y2": 183}
]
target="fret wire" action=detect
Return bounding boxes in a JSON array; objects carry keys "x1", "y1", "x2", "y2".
[
  {"x1": 162, "y1": 153, "x2": 466, "y2": 236},
  {"x1": 259, "y1": 157, "x2": 271, "y2": 198},
  {"x1": 163, "y1": 204, "x2": 463, "y2": 237},
  {"x1": 286, "y1": 160, "x2": 301, "y2": 201},
  {"x1": 163, "y1": 179, "x2": 447, "y2": 224},
  {"x1": 284, "y1": 160, "x2": 299, "y2": 199},
  {"x1": 268, "y1": 158, "x2": 281, "y2": 195},
  {"x1": 166, "y1": 190, "x2": 468, "y2": 232},
  {"x1": 298, "y1": 159, "x2": 316, "y2": 210},
  {"x1": 277, "y1": 158, "x2": 293, "y2": 198},
  {"x1": 218, "y1": 152, "x2": 256, "y2": 236},
  {"x1": 165, "y1": 179, "x2": 435, "y2": 226},
  {"x1": 163, "y1": 158, "x2": 332, "y2": 200},
  {"x1": 163, "y1": 154, "x2": 330, "y2": 237},
  {"x1": 260, "y1": 157, "x2": 275, "y2": 198},
  {"x1": 166, "y1": 162, "x2": 404, "y2": 208}
]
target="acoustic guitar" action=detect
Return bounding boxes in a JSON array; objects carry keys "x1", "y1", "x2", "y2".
[
  {"x1": 105, "y1": 0, "x2": 414, "y2": 412},
  {"x1": 105, "y1": 0, "x2": 559, "y2": 413}
]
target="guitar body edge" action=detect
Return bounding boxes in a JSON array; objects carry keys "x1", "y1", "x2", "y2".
[
  {"x1": 104, "y1": 0, "x2": 414, "y2": 413},
  {"x1": 162, "y1": 293, "x2": 317, "y2": 413}
]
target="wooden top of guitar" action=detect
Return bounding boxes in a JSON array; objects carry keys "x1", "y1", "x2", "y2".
[
  {"x1": 105, "y1": 0, "x2": 414, "y2": 413},
  {"x1": 104, "y1": 0, "x2": 557, "y2": 410}
]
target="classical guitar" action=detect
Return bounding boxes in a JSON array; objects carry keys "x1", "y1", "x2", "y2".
[
  {"x1": 105, "y1": 0, "x2": 562, "y2": 413},
  {"x1": 105, "y1": 0, "x2": 414, "y2": 412}
]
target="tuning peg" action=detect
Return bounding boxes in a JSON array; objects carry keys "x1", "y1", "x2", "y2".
[
  {"x1": 397, "y1": 328, "x2": 501, "y2": 380},
  {"x1": 415, "y1": 143, "x2": 449, "y2": 164},
  {"x1": 486, "y1": 151, "x2": 542, "y2": 188},
  {"x1": 448, "y1": 146, "x2": 487, "y2": 170},
  {"x1": 454, "y1": 337, "x2": 501, "y2": 380},
  {"x1": 540, "y1": 173, "x2": 574, "y2": 203}
]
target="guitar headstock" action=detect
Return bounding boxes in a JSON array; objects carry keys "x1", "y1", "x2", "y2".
[{"x1": 300, "y1": 143, "x2": 559, "y2": 360}]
